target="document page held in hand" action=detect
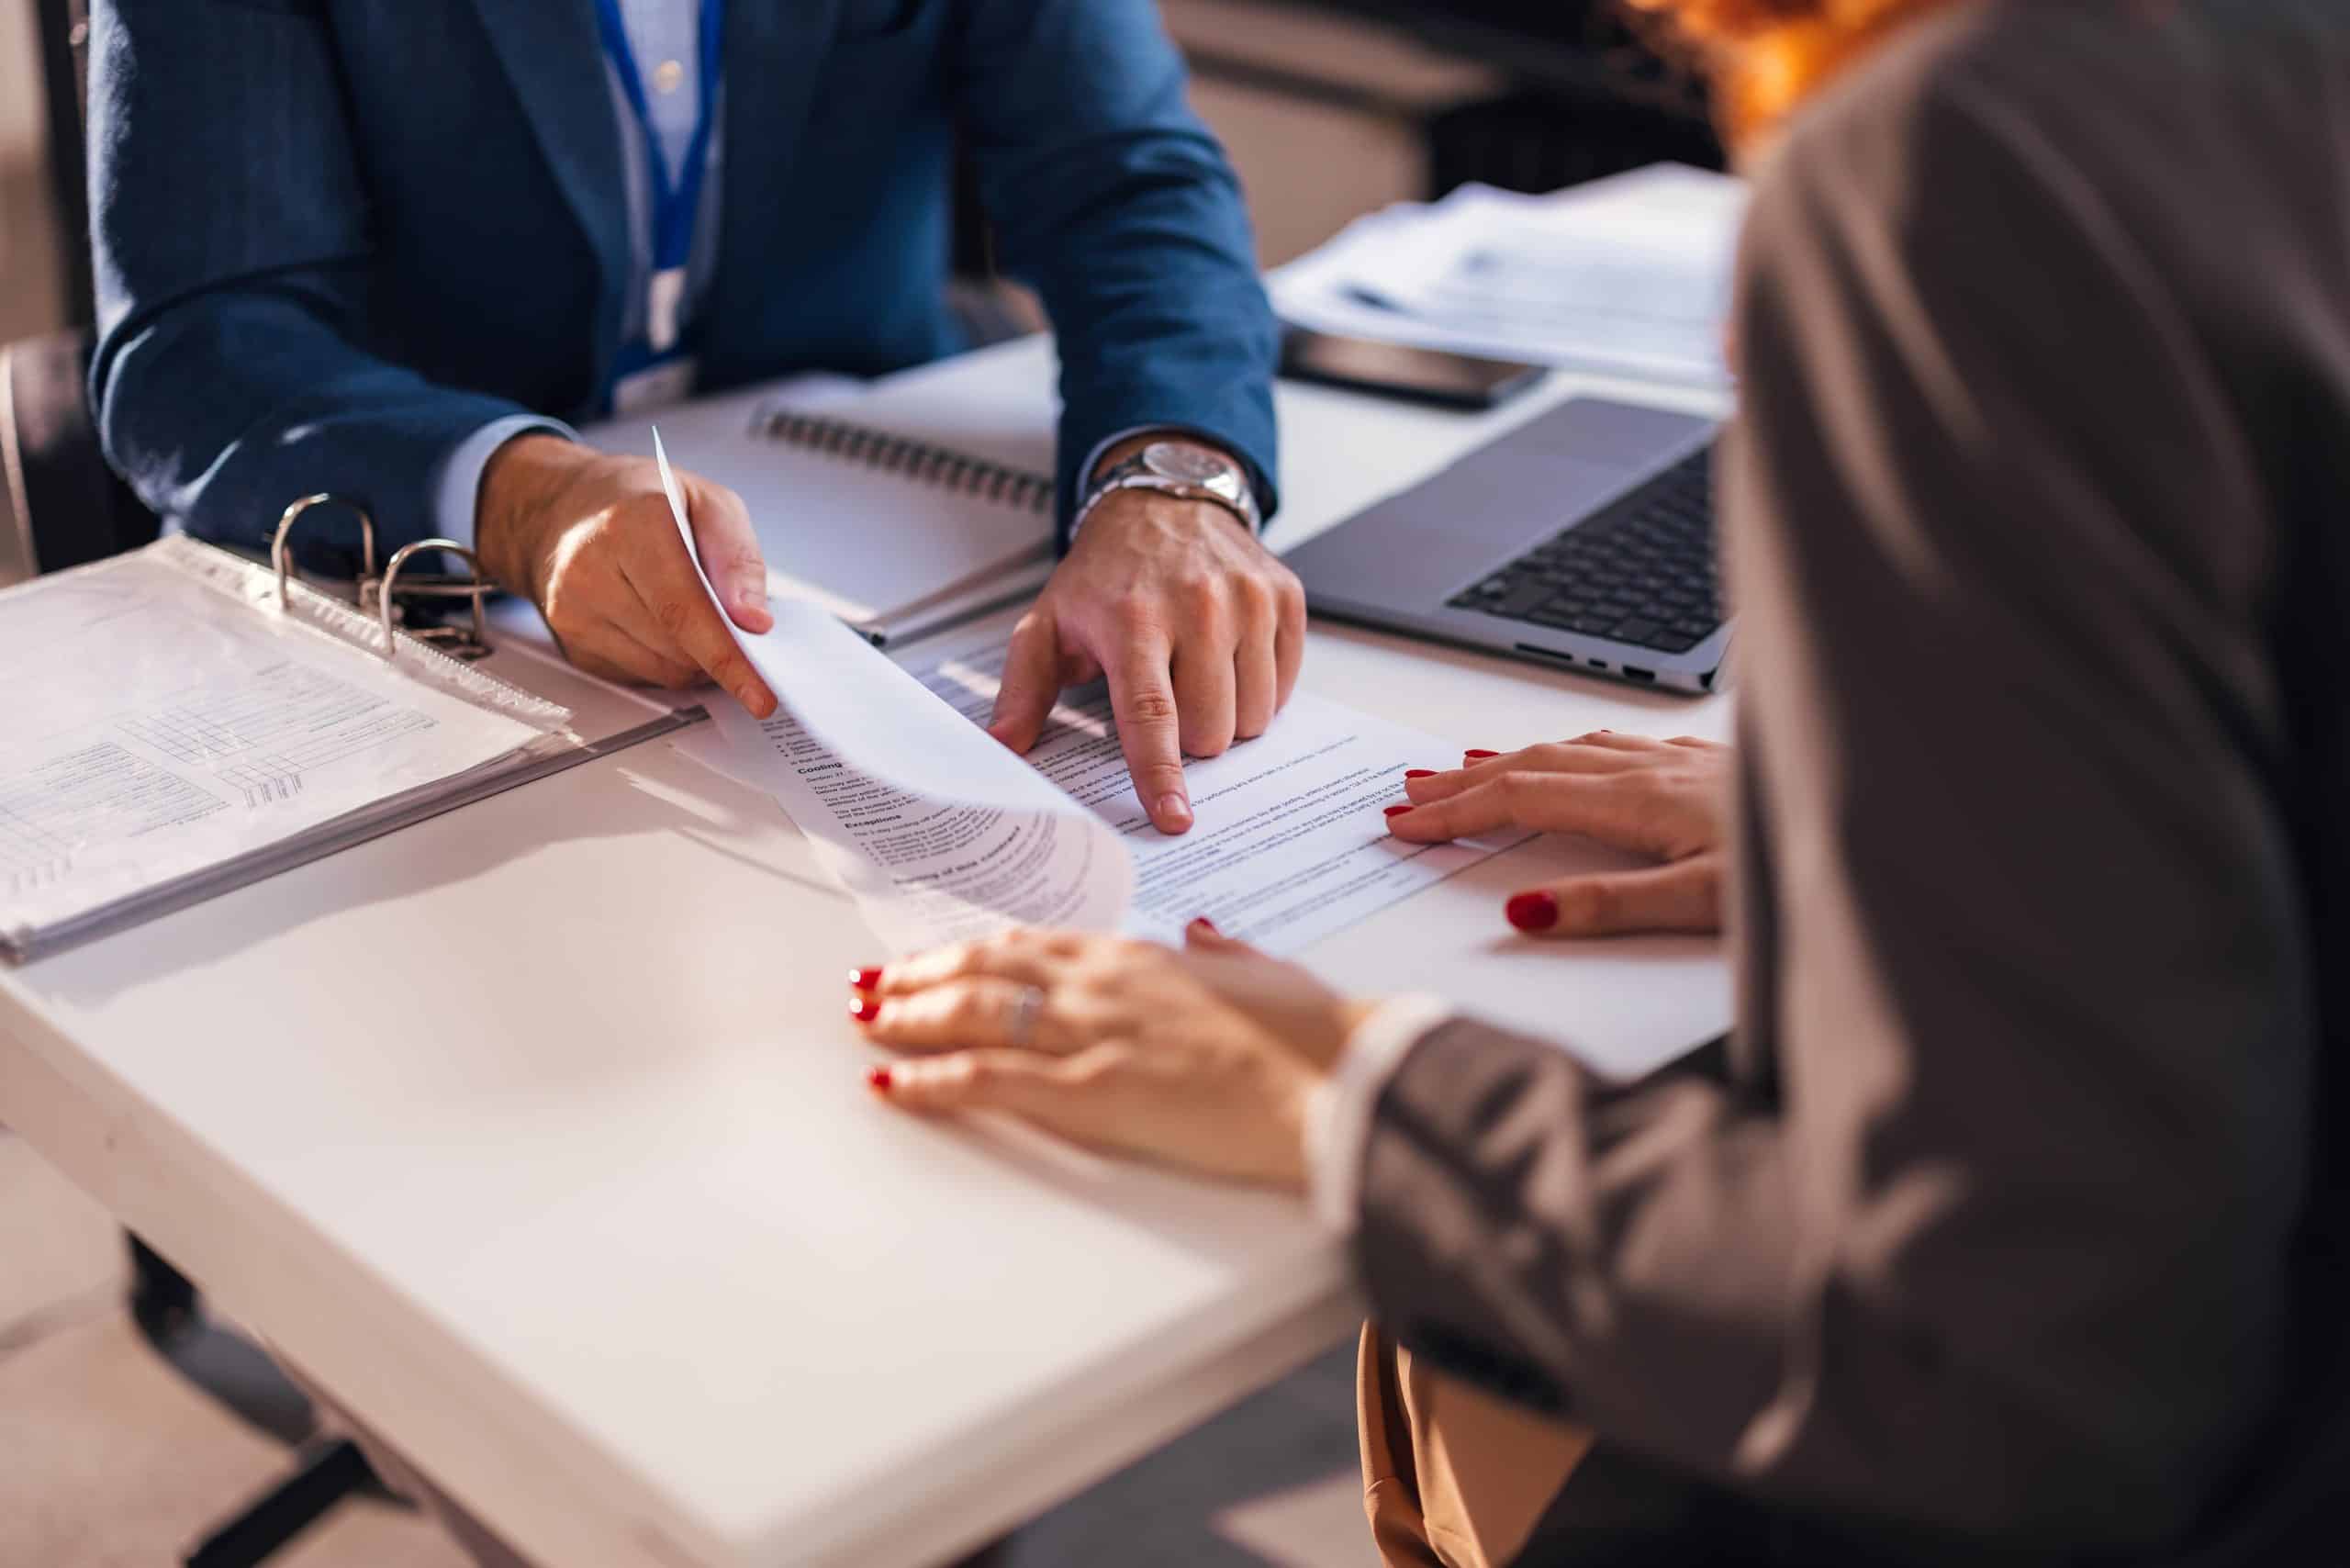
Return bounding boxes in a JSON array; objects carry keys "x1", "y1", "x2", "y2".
[{"x1": 656, "y1": 434, "x2": 1519, "y2": 957}]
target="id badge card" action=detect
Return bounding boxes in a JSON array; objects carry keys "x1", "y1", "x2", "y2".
[{"x1": 611, "y1": 353, "x2": 699, "y2": 415}]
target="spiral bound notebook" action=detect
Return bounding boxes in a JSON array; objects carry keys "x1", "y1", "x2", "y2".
[{"x1": 582, "y1": 364, "x2": 1059, "y2": 644}]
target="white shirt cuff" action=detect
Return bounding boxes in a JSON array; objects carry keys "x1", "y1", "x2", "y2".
[
  {"x1": 430, "y1": 414, "x2": 578, "y2": 549},
  {"x1": 1305, "y1": 992, "x2": 1454, "y2": 1235}
]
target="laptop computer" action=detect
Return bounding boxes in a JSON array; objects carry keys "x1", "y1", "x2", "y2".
[{"x1": 1283, "y1": 398, "x2": 1728, "y2": 693}]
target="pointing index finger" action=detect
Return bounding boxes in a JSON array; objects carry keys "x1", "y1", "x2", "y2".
[{"x1": 1104, "y1": 634, "x2": 1192, "y2": 834}]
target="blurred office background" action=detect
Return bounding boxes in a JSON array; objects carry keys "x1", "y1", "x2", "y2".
[
  {"x1": 0, "y1": 0, "x2": 1716, "y2": 344},
  {"x1": 1, "y1": 0, "x2": 64, "y2": 345},
  {"x1": 0, "y1": 2, "x2": 1709, "y2": 1563}
]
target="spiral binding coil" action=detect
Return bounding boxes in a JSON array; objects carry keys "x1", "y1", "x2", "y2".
[{"x1": 755, "y1": 409, "x2": 1054, "y2": 514}]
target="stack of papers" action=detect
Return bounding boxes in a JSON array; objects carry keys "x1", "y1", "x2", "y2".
[{"x1": 1270, "y1": 162, "x2": 1749, "y2": 387}]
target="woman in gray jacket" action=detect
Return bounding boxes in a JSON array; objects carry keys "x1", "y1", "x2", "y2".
[{"x1": 852, "y1": 1, "x2": 2350, "y2": 1562}]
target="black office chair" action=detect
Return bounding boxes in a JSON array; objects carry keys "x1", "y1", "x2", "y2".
[{"x1": 1, "y1": 330, "x2": 159, "y2": 576}]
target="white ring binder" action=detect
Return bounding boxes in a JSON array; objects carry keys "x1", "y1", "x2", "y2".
[
  {"x1": 0, "y1": 533, "x2": 578, "y2": 962},
  {"x1": 377, "y1": 539, "x2": 493, "y2": 664},
  {"x1": 272, "y1": 492, "x2": 376, "y2": 610},
  {"x1": 272, "y1": 496, "x2": 498, "y2": 663}
]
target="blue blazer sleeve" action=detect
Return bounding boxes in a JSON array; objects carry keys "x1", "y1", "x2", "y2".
[
  {"x1": 87, "y1": 0, "x2": 543, "y2": 555},
  {"x1": 950, "y1": 0, "x2": 1281, "y2": 538}
]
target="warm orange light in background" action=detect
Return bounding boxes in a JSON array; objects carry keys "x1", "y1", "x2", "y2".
[{"x1": 1625, "y1": 0, "x2": 1975, "y2": 143}]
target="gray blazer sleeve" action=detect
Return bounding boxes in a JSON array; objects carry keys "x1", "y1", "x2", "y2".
[{"x1": 1352, "y1": 43, "x2": 2312, "y2": 1554}]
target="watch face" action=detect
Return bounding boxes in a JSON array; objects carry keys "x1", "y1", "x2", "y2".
[{"x1": 1143, "y1": 442, "x2": 1232, "y2": 486}]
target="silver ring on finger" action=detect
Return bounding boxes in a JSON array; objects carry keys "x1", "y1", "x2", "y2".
[{"x1": 1005, "y1": 983, "x2": 1047, "y2": 1048}]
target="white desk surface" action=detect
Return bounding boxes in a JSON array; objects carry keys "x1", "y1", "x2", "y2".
[{"x1": 0, "y1": 336, "x2": 1731, "y2": 1568}]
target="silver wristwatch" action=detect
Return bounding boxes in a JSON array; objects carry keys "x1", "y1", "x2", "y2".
[{"x1": 1074, "y1": 440, "x2": 1260, "y2": 539}]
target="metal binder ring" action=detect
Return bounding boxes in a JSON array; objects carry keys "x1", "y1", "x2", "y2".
[
  {"x1": 376, "y1": 539, "x2": 493, "y2": 665},
  {"x1": 271, "y1": 493, "x2": 377, "y2": 610}
]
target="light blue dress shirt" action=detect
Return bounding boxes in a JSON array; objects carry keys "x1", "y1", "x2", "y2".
[{"x1": 431, "y1": 0, "x2": 721, "y2": 547}]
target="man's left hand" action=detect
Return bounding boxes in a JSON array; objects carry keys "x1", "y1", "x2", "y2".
[{"x1": 988, "y1": 448, "x2": 1304, "y2": 834}]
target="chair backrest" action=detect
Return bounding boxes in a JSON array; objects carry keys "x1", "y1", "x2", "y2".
[
  {"x1": 1, "y1": 4, "x2": 161, "y2": 582},
  {"x1": 34, "y1": 0, "x2": 94, "y2": 326},
  {"x1": 0, "y1": 330, "x2": 162, "y2": 582}
]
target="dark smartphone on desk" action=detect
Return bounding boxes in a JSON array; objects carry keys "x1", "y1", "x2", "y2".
[{"x1": 1278, "y1": 328, "x2": 1546, "y2": 411}]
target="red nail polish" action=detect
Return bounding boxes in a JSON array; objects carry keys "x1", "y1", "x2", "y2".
[
  {"x1": 1404, "y1": 768, "x2": 1437, "y2": 779},
  {"x1": 1383, "y1": 803, "x2": 1415, "y2": 818},
  {"x1": 850, "y1": 966, "x2": 882, "y2": 991},
  {"x1": 849, "y1": 994, "x2": 881, "y2": 1024},
  {"x1": 1465, "y1": 749, "x2": 1501, "y2": 760},
  {"x1": 1505, "y1": 890, "x2": 1560, "y2": 932},
  {"x1": 867, "y1": 1065, "x2": 894, "y2": 1092},
  {"x1": 1188, "y1": 915, "x2": 1220, "y2": 935}
]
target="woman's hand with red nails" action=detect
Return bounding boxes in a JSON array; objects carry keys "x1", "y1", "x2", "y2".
[
  {"x1": 849, "y1": 924, "x2": 1377, "y2": 1188},
  {"x1": 1388, "y1": 733, "x2": 1733, "y2": 938}
]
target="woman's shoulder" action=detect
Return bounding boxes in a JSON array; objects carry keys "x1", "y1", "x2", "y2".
[
  {"x1": 1751, "y1": 0, "x2": 2346, "y2": 279},
  {"x1": 1752, "y1": 4, "x2": 2132, "y2": 241}
]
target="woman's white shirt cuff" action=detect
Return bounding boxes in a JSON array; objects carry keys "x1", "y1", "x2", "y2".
[{"x1": 1304, "y1": 993, "x2": 1454, "y2": 1235}]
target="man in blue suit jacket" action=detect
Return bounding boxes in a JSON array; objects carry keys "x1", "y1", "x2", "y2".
[{"x1": 88, "y1": 0, "x2": 1299, "y2": 834}]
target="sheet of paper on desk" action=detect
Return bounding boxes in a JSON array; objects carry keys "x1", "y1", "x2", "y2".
[
  {"x1": 1271, "y1": 162, "x2": 1748, "y2": 386},
  {"x1": 655, "y1": 429, "x2": 1517, "y2": 954},
  {"x1": 909, "y1": 642, "x2": 1524, "y2": 952},
  {"x1": 701, "y1": 600, "x2": 1136, "y2": 952},
  {"x1": 688, "y1": 638, "x2": 1520, "y2": 957}
]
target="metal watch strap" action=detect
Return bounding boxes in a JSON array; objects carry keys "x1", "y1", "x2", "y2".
[{"x1": 1073, "y1": 442, "x2": 1259, "y2": 542}]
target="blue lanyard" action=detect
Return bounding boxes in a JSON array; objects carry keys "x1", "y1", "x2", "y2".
[{"x1": 592, "y1": 0, "x2": 724, "y2": 353}]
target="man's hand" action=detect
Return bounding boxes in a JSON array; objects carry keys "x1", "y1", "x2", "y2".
[
  {"x1": 987, "y1": 442, "x2": 1304, "y2": 834},
  {"x1": 475, "y1": 434, "x2": 778, "y2": 716}
]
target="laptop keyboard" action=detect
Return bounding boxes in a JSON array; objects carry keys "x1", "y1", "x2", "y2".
[{"x1": 1448, "y1": 448, "x2": 1723, "y2": 656}]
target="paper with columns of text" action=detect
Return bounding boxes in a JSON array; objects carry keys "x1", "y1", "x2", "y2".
[
  {"x1": 656, "y1": 431, "x2": 1520, "y2": 955},
  {"x1": 0, "y1": 540, "x2": 570, "y2": 957},
  {"x1": 901, "y1": 639, "x2": 1528, "y2": 953}
]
